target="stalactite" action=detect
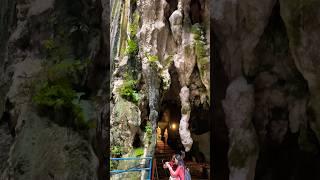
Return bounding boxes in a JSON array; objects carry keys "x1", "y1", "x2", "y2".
[{"x1": 179, "y1": 86, "x2": 193, "y2": 151}]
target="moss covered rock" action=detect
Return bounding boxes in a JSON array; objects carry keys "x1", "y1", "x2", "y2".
[{"x1": 110, "y1": 97, "x2": 141, "y2": 155}]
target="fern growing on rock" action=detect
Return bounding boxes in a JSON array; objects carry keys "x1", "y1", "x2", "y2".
[
  {"x1": 118, "y1": 73, "x2": 140, "y2": 104},
  {"x1": 33, "y1": 38, "x2": 91, "y2": 130}
]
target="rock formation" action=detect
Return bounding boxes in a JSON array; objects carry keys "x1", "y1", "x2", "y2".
[
  {"x1": 0, "y1": 0, "x2": 109, "y2": 179},
  {"x1": 222, "y1": 77, "x2": 258, "y2": 180},
  {"x1": 213, "y1": 0, "x2": 320, "y2": 179},
  {"x1": 110, "y1": 0, "x2": 210, "y2": 178}
]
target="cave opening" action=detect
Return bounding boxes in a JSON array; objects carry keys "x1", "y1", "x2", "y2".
[
  {"x1": 190, "y1": 104, "x2": 210, "y2": 135},
  {"x1": 0, "y1": 99, "x2": 15, "y2": 137},
  {"x1": 189, "y1": 65, "x2": 210, "y2": 135},
  {"x1": 154, "y1": 61, "x2": 210, "y2": 178},
  {"x1": 132, "y1": 133, "x2": 142, "y2": 148},
  {"x1": 165, "y1": 0, "x2": 178, "y2": 16},
  {"x1": 190, "y1": 0, "x2": 202, "y2": 25},
  {"x1": 157, "y1": 101, "x2": 183, "y2": 152},
  {"x1": 155, "y1": 100, "x2": 210, "y2": 179},
  {"x1": 165, "y1": 0, "x2": 178, "y2": 32}
]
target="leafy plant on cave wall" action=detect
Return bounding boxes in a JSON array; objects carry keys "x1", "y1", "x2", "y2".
[
  {"x1": 117, "y1": 72, "x2": 140, "y2": 104},
  {"x1": 33, "y1": 37, "x2": 92, "y2": 130}
]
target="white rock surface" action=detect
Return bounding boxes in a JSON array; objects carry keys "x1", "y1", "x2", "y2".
[
  {"x1": 222, "y1": 77, "x2": 259, "y2": 180},
  {"x1": 179, "y1": 86, "x2": 193, "y2": 152}
]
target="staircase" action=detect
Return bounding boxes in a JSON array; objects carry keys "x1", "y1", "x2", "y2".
[
  {"x1": 154, "y1": 140, "x2": 210, "y2": 180},
  {"x1": 154, "y1": 140, "x2": 176, "y2": 179}
]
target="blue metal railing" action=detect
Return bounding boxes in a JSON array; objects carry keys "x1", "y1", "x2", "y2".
[{"x1": 110, "y1": 157, "x2": 153, "y2": 180}]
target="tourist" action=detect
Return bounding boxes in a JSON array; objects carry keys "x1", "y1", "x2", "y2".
[
  {"x1": 164, "y1": 154, "x2": 186, "y2": 180},
  {"x1": 163, "y1": 155, "x2": 178, "y2": 179}
]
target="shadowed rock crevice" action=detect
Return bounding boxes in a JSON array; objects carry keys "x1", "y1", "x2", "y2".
[
  {"x1": 190, "y1": 0, "x2": 202, "y2": 25},
  {"x1": 212, "y1": 32, "x2": 230, "y2": 180}
]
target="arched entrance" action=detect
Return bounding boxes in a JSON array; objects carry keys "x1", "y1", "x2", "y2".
[
  {"x1": 157, "y1": 101, "x2": 183, "y2": 152},
  {"x1": 154, "y1": 101, "x2": 210, "y2": 179}
]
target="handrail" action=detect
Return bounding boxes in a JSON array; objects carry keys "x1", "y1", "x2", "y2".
[
  {"x1": 111, "y1": 167, "x2": 151, "y2": 173},
  {"x1": 151, "y1": 159, "x2": 156, "y2": 180},
  {"x1": 152, "y1": 159, "x2": 159, "y2": 180},
  {"x1": 111, "y1": 157, "x2": 152, "y2": 160},
  {"x1": 110, "y1": 156, "x2": 153, "y2": 180}
]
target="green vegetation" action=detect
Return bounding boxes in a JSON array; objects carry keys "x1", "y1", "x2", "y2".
[
  {"x1": 134, "y1": 148, "x2": 144, "y2": 157},
  {"x1": 110, "y1": 160, "x2": 115, "y2": 170},
  {"x1": 33, "y1": 83, "x2": 76, "y2": 110},
  {"x1": 129, "y1": 23, "x2": 138, "y2": 38},
  {"x1": 33, "y1": 62, "x2": 89, "y2": 129},
  {"x1": 129, "y1": 12, "x2": 140, "y2": 37},
  {"x1": 43, "y1": 38, "x2": 56, "y2": 50},
  {"x1": 126, "y1": 39, "x2": 139, "y2": 55},
  {"x1": 145, "y1": 53, "x2": 159, "y2": 70},
  {"x1": 43, "y1": 37, "x2": 71, "y2": 63},
  {"x1": 118, "y1": 73, "x2": 140, "y2": 104},
  {"x1": 33, "y1": 38, "x2": 91, "y2": 130},
  {"x1": 110, "y1": 145, "x2": 122, "y2": 170},
  {"x1": 111, "y1": 146, "x2": 124, "y2": 157},
  {"x1": 191, "y1": 24, "x2": 207, "y2": 58},
  {"x1": 125, "y1": 11, "x2": 140, "y2": 57},
  {"x1": 191, "y1": 23, "x2": 209, "y2": 78},
  {"x1": 120, "y1": 10, "x2": 141, "y2": 90},
  {"x1": 191, "y1": 24, "x2": 204, "y2": 39},
  {"x1": 118, "y1": 79, "x2": 139, "y2": 103},
  {"x1": 145, "y1": 121, "x2": 153, "y2": 144},
  {"x1": 164, "y1": 55, "x2": 173, "y2": 67},
  {"x1": 147, "y1": 55, "x2": 158, "y2": 63},
  {"x1": 117, "y1": 9, "x2": 141, "y2": 103}
]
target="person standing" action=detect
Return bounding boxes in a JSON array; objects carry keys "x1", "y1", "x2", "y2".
[
  {"x1": 163, "y1": 155, "x2": 178, "y2": 179},
  {"x1": 164, "y1": 128, "x2": 168, "y2": 144},
  {"x1": 164, "y1": 154, "x2": 186, "y2": 180}
]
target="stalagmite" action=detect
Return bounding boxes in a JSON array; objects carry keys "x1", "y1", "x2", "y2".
[
  {"x1": 179, "y1": 86, "x2": 193, "y2": 152},
  {"x1": 222, "y1": 77, "x2": 259, "y2": 180}
]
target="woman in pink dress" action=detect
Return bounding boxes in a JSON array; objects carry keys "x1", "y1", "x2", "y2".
[{"x1": 164, "y1": 154, "x2": 185, "y2": 180}]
